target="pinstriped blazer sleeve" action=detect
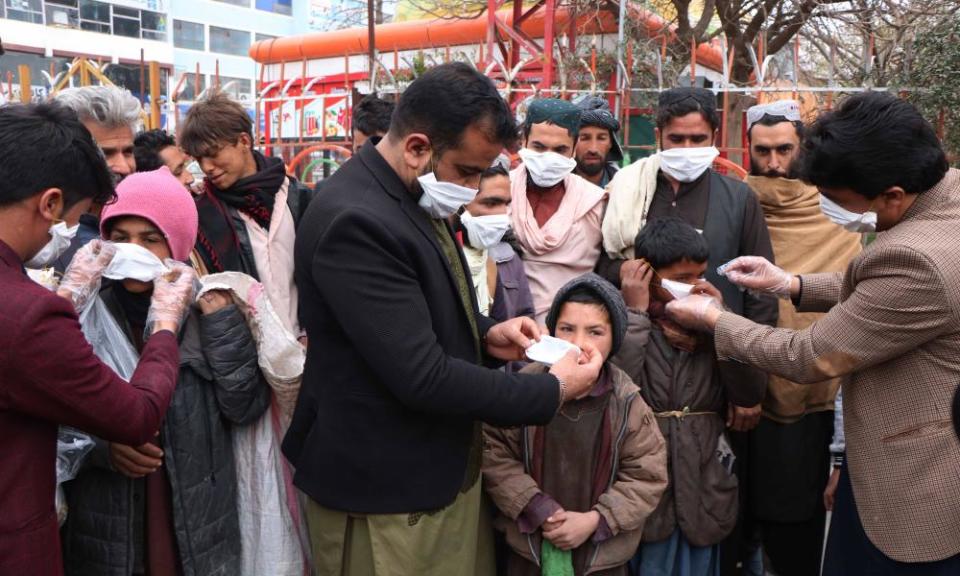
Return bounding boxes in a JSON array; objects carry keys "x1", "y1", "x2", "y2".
[
  {"x1": 712, "y1": 245, "x2": 953, "y2": 385},
  {"x1": 796, "y1": 272, "x2": 844, "y2": 313}
]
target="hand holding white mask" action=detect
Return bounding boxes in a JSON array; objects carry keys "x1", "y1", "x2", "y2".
[{"x1": 518, "y1": 148, "x2": 577, "y2": 187}]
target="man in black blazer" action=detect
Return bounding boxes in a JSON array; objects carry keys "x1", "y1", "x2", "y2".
[{"x1": 283, "y1": 63, "x2": 604, "y2": 575}]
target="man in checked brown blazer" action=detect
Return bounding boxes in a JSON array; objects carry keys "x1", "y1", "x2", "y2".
[{"x1": 667, "y1": 92, "x2": 960, "y2": 575}]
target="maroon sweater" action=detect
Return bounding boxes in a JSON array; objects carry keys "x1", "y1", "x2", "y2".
[{"x1": 0, "y1": 240, "x2": 179, "y2": 575}]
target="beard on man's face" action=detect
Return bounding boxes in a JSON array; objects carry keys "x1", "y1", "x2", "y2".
[
  {"x1": 749, "y1": 154, "x2": 799, "y2": 179},
  {"x1": 576, "y1": 156, "x2": 606, "y2": 176}
]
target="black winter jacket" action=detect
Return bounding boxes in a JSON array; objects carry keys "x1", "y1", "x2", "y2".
[{"x1": 62, "y1": 287, "x2": 270, "y2": 576}]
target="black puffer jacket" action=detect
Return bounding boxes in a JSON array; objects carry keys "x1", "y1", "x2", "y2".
[{"x1": 62, "y1": 287, "x2": 271, "y2": 576}]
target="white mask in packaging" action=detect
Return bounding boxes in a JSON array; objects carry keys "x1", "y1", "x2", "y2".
[
  {"x1": 658, "y1": 146, "x2": 719, "y2": 183},
  {"x1": 518, "y1": 148, "x2": 577, "y2": 187},
  {"x1": 26, "y1": 221, "x2": 79, "y2": 268},
  {"x1": 819, "y1": 194, "x2": 877, "y2": 233},
  {"x1": 417, "y1": 172, "x2": 478, "y2": 219},
  {"x1": 460, "y1": 211, "x2": 512, "y2": 249},
  {"x1": 102, "y1": 242, "x2": 170, "y2": 282},
  {"x1": 525, "y1": 335, "x2": 581, "y2": 365},
  {"x1": 660, "y1": 278, "x2": 697, "y2": 301}
]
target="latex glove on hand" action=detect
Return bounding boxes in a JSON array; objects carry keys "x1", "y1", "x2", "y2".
[
  {"x1": 147, "y1": 261, "x2": 197, "y2": 333},
  {"x1": 665, "y1": 294, "x2": 724, "y2": 332},
  {"x1": 717, "y1": 256, "x2": 795, "y2": 299},
  {"x1": 57, "y1": 239, "x2": 117, "y2": 311}
]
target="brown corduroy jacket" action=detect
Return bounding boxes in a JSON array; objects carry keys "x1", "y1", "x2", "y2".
[
  {"x1": 482, "y1": 363, "x2": 667, "y2": 574},
  {"x1": 714, "y1": 168, "x2": 960, "y2": 563}
]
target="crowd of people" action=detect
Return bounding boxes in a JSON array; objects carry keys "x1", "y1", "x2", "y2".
[{"x1": 1, "y1": 61, "x2": 959, "y2": 576}]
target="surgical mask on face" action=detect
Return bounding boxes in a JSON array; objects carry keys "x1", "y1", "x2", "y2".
[
  {"x1": 102, "y1": 242, "x2": 170, "y2": 282},
  {"x1": 660, "y1": 278, "x2": 697, "y2": 301},
  {"x1": 518, "y1": 148, "x2": 577, "y2": 187},
  {"x1": 417, "y1": 172, "x2": 479, "y2": 219},
  {"x1": 658, "y1": 146, "x2": 719, "y2": 183},
  {"x1": 25, "y1": 221, "x2": 79, "y2": 268},
  {"x1": 460, "y1": 211, "x2": 512, "y2": 249},
  {"x1": 819, "y1": 194, "x2": 877, "y2": 233}
]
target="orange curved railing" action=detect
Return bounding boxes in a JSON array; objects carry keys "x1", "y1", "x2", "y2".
[
  {"x1": 288, "y1": 143, "x2": 354, "y2": 177},
  {"x1": 249, "y1": 8, "x2": 724, "y2": 75}
]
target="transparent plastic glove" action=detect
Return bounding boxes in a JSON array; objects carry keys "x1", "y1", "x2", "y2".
[
  {"x1": 57, "y1": 239, "x2": 117, "y2": 311},
  {"x1": 717, "y1": 256, "x2": 793, "y2": 299},
  {"x1": 665, "y1": 295, "x2": 723, "y2": 332},
  {"x1": 147, "y1": 261, "x2": 197, "y2": 332}
]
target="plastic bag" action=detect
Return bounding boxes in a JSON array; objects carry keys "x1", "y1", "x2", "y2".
[
  {"x1": 56, "y1": 427, "x2": 95, "y2": 526},
  {"x1": 198, "y1": 272, "x2": 310, "y2": 575},
  {"x1": 78, "y1": 293, "x2": 140, "y2": 380},
  {"x1": 55, "y1": 294, "x2": 140, "y2": 525}
]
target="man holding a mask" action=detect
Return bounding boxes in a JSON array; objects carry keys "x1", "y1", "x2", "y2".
[
  {"x1": 0, "y1": 103, "x2": 194, "y2": 575},
  {"x1": 667, "y1": 92, "x2": 960, "y2": 574},
  {"x1": 284, "y1": 63, "x2": 603, "y2": 576}
]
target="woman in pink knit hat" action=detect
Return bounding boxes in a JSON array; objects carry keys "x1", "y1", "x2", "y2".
[{"x1": 61, "y1": 167, "x2": 269, "y2": 576}]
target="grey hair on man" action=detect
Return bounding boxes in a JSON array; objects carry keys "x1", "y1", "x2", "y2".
[{"x1": 54, "y1": 85, "x2": 142, "y2": 133}]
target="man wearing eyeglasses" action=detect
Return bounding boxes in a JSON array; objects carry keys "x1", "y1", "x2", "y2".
[{"x1": 598, "y1": 86, "x2": 779, "y2": 575}]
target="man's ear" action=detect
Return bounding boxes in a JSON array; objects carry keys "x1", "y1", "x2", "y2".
[
  {"x1": 401, "y1": 133, "x2": 432, "y2": 173},
  {"x1": 238, "y1": 133, "x2": 253, "y2": 149},
  {"x1": 878, "y1": 186, "x2": 907, "y2": 213},
  {"x1": 654, "y1": 127, "x2": 661, "y2": 150},
  {"x1": 36, "y1": 188, "x2": 65, "y2": 222}
]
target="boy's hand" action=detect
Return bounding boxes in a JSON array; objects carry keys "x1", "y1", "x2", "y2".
[
  {"x1": 542, "y1": 510, "x2": 600, "y2": 550},
  {"x1": 622, "y1": 260, "x2": 654, "y2": 311},
  {"x1": 542, "y1": 507, "x2": 566, "y2": 532},
  {"x1": 726, "y1": 402, "x2": 762, "y2": 431},
  {"x1": 824, "y1": 467, "x2": 842, "y2": 511}
]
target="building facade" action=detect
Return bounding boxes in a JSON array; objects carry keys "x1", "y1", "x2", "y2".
[{"x1": 1, "y1": 0, "x2": 309, "y2": 125}]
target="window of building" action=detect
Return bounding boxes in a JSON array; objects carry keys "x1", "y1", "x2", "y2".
[
  {"x1": 217, "y1": 76, "x2": 253, "y2": 102},
  {"x1": 45, "y1": 3, "x2": 79, "y2": 28},
  {"x1": 256, "y1": 0, "x2": 292, "y2": 15},
  {"x1": 79, "y1": 0, "x2": 109, "y2": 22},
  {"x1": 175, "y1": 71, "x2": 207, "y2": 101},
  {"x1": 212, "y1": 0, "x2": 249, "y2": 6},
  {"x1": 140, "y1": 10, "x2": 166, "y2": 41},
  {"x1": 174, "y1": 20, "x2": 204, "y2": 50},
  {"x1": 105, "y1": 63, "x2": 169, "y2": 99},
  {"x1": 5, "y1": 0, "x2": 44, "y2": 24},
  {"x1": 255, "y1": 32, "x2": 278, "y2": 42},
  {"x1": 77, "y1": 0, "x2": 109, "y2": 32},
  {"x1": 112, "y1": 14, "x2": 140, "y2": 38},
  {"x1": 209, "y1": 26, "x2": 250, "y2": 57}
]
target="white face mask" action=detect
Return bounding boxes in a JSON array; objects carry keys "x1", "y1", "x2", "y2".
[
  {"x1": 26, "y1": 221, "x2": 79, "y2": 268},
  {"x1": 819, "y1": 194, "x2": 877, "y2": 233},
  {"x1": 460, "y1": 211, "x2": 512, "y2": 249},
  {"x1": 102, "y1": 242, "x2": 170, "y2": 282},
  {"x1": 660, "y1": 278, "x2": 697, "y2": 301},
  {"x1": 659, "y1": 146, "x2": 719, "y2": 183},
  {"x1": 417, "y1": 172, "x2": 478, "y2": 219},
  {"x1": 518, "y1": 148, "x2": 577, "y2": 187}
]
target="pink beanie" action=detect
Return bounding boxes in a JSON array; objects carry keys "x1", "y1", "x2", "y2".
[{"x1": 101, "y1": 166, "x2": 199, "y2": 261}]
